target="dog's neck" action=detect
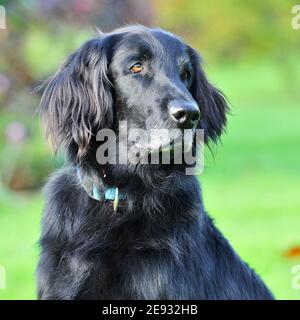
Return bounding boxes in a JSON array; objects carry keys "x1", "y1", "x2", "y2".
[
  {"x1": 77, "y1": 166, "x2": 126, "y2": 212},
  {"x1": 76, "y1": 163, "x2": 202, "y2": 220}
]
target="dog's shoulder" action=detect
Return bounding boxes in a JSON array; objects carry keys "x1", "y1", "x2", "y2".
[
  {"x1": 43, "y1": 166, "x2": 80, "y2": 201},
  {"x1": 40, "y1": 166, "x2": 86, "y2": 238}
]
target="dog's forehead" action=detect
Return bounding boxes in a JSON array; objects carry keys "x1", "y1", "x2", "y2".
[
  {"x1": 152, "y1": 29, "x2": 186, "y2": 53},
  {"x1": 114, "y1": 29, "x2": 187, "y2": 60}
]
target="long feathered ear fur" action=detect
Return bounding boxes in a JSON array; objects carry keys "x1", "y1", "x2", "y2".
[
  {"x1": 188, "y1": 47, "x2": 229, "y2": 143},
  {"x1": 39, "y1": 37, "x2": 114, "y2": 158}
]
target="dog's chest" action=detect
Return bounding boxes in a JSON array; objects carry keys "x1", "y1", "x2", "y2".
[
  {"x1": 98, "y1": 249, "x2": 176, "y2": 299},
  {"x1": 70, "y1": 212, "x2": 197, "y2": 299},
  {"x1": 73, "y1": 243, "x2": 184, "y2": 299}
]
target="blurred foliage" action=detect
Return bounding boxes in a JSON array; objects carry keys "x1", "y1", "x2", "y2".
[
  {"x1": 154, "y1": 0, "x2": 300, "y2": 63},
  {"x1": 0, "y1": 111, "x2": 63, "y2": 191}
]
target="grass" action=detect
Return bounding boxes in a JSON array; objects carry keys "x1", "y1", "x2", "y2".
[
  {"x1": 0, "y1": 190, "x2": 42, "y2": 299},
  {"x1": 0, "y1": 60, "x2": 299, "y2": 299}
]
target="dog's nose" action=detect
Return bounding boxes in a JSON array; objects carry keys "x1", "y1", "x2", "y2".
[{"x1": 169, "y1": 102, "x2": 200, "y2": 128}]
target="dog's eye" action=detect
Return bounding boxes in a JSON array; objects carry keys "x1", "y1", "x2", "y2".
[
  {"x1": 130, "y1": 63, "x2": 143, "y2": 74},
  {"x1": 182, "y1": 70, "x2": 191, "y2": 81}
]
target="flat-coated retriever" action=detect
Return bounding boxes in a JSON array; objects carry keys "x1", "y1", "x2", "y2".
[{"x1": 37, "y1": 25, "x2": 273, "y2": 300}]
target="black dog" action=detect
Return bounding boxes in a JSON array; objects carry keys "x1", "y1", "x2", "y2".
[{"x1": 37, "y1": 25, "x2": 273, "y2": 299}]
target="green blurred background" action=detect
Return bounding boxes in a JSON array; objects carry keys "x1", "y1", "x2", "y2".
[{"x1": 0, "y1": 0, "x2": 299, "y2": 299}]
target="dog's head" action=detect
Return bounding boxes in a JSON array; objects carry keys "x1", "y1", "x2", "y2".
[{"x1": 40, "y1": 25, "x2": 228, "y2": 165}]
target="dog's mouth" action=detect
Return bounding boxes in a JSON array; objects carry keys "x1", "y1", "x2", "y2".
[
  {"x1": 155, "y1": 140, "x2": 185, "y2": 153},
  {"x1": 154, "y1": 129, "x2": 194, "y2": 153},
  {"x1": 114, "y1": 127, "x2": 196, "y2": 165},
  {"x1": 133, "y1": 132, "x2": 194, "y2": 158}
]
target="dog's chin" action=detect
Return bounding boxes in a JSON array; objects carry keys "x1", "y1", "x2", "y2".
[
  {"x1": 129, "y1": 141, "x2": 193, "y2": 163},
  {"x1": 126, "y1": 128, "x2": 195, "y2": 164},
  {"x1": 156, "y1": 141, "x2": 193, "y2": 154}
]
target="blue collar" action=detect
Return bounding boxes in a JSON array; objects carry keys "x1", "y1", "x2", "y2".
[{"x1": 76, "y1": 168, "x2": 126, "y2": 212}]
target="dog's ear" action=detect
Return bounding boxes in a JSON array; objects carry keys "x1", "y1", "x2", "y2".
[
  {"x1": 188, "y1": 47, "x2": 229, "y2": 143},
  {"x1": 39, "y1": 37, "x2": 114, "y2": 158}
]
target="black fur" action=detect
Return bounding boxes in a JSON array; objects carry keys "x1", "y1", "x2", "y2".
[{"x1": 37, "y1": 25, "x2": 273, "y2": 300}]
